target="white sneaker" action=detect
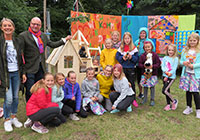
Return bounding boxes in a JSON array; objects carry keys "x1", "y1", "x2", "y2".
[
  {"x1": 183, "y1": 106, "x2": 193, "y2": 115},
  {"x1": 4, "y1": 120, "x2": 13, "y2": 132},
  {"x1": 69, "y1": 113, "x2": 80, "y2": 121},
  {"x1": 11, "y1": 117, "x2": 22, "y2": 128},
  {"x1": 196, "y1": 109, "x2": 200, "y2": 118},
  {"x1": 24, "y1": 118, "x2": 33, "y2": 128}
]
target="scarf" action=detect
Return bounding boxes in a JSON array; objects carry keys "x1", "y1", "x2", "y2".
[{"x1": 28, "y1": 27, "x2": 44, "y2": 53}]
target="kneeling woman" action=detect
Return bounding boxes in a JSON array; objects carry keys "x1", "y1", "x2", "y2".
[{"x1": 110, "y1": 64, "x2": 135, "y2": 113}]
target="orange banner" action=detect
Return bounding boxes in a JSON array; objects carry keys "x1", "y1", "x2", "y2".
[{"x1": 71, "y1": 11, "x2": 121, "y2": 49}]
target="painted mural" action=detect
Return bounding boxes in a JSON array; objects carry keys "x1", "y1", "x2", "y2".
[{"x1": 71, "y1": 11, "x2": 121, "y2": 49}]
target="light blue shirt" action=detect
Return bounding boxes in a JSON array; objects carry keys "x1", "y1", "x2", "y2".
[
  {"x1": 161, "y1": 56, "x2": 178, "y2": 79},
  {"x1": 180, "y1": 50, "x2": 200, "y2": 79}
]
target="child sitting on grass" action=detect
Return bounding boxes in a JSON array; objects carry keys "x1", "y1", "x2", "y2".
[
  {"x1": 62, "y1": 71, "x2": 88, "y2": 120},
  {"x1": 81, "y1": 67, "x2": 106, "y2": 115},
  {"x1": 110, "y1": 64, "x2": 135, "y2": 113}
]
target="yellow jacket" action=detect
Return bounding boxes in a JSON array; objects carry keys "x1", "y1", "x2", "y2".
[
  {"x1": 96, "y1": 74, "x2": 113, "y2": 98},
  {"x1": 100, "y1": 48, "x2": 118, "y2": 69}
]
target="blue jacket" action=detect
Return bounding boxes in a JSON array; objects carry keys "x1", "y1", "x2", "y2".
[
  {"x1": 63, "y1": 78, "x2": 82, "y2": 111},
  {"x1": 116, "y1": 47, "x2": 139, "y2": 69},
  {"x1": 134, "y1": 27, "x2": 155, "y2": 56},
  {"x1": 180, "y1": 50, "x2": 200, "y2": 79}
]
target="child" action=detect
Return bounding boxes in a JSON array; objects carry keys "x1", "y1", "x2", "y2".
[
  {"x1": 134, "y1": 27, "x2": 156, "y2": 99},
  {"x1": 139, "y1": 41, "x2": 161, "y2": 106},
  {"x1": 62, "y1": 71, "x2": 88, "y2": 120},
  {"x1": 100, "y1": 38, "x2": 118, "y2": 70},
  {"x1": 96, "y1": 65, "x2": 113, "y2": 111},
  {"x1": 25, "y1": 73, "x2": 65, "y2": 134},
  {"x1": 81, "y1": 67, "x2": 106, "y2": 115},
  {"x1": 111, "y1": 31, "x2": 121, "y2": 49},
  {"x1": 93, "y1": 58, "x2": 99, "y2": 66},
  {"x1": 116, "y1": 32, "x2": 139, "y2": 107},
  {"x1": 161, "y1": 44, "x2": 179, "y2": 111},
  {"x1": 109, "y1": 64, "x2": 135, "y2": 113},
  {"x1": 52, "y1": 73, "x2": 73, "y2": 116},
  {"x1": 179, "y1": 33, "x2": 200, "y2": 118}
]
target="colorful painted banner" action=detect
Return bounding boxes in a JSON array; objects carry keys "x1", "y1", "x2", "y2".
[
  {"x1": 71, "y1": 11, "x2": 196, "y2": 55},
  {"x1": 71, "y1": 11, "x2": 121, "y2": 49}
]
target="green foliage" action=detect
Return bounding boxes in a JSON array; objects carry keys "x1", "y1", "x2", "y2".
[
  {"x1": 0, "y1": 0, "x2": 38, "y2": 34},
  {"x1": 0, "y1": 0, "x2": 199, "y2": 39}
]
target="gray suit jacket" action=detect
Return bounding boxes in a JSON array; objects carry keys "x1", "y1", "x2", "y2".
[{"x1": 19, "y1": 31, "x2": 65, "y2": 74}]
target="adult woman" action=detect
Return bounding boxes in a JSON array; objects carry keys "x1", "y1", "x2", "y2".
[{"x1": 0, "y1": 18, "x2": 26, "y2": 132}]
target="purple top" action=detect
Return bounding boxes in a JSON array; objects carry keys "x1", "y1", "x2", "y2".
[{"x1": 138, "y1": 52, "x2": 161, "y2": 76}]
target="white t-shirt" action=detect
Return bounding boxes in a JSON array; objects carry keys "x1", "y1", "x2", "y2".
[
  {"x1": 6, "y1": 40, "x2": 18, "y2": 72},
  {"x1": 186, "y1": 49, "x2": 196, "y2": 74}
]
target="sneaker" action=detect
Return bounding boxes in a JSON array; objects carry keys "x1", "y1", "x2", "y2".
[
  {"x1": 164, "y1": 104, "x2": 171, "y2": 111},
  {"x1": 24, "y1": 118, "x2": 33, "y2": 128},
  {"x1": 196, "y1": 109, "x2": 200, "y2": 118},
  {"x1": 150, "y1": 100, "x2": 155, "y2": 106},
  {"x1": 171, "y1": 99, "x2": 178, "y2": 110},
  {"x1": 141, "y1": 99, "x2": 147, "y2": 105},
  {"x1": 31, "y1": 122, "x2": 49, "y2": 134},
  {"x1": 126, "y1": 106, "x2": 132, "y2": 112},
  {"x1": 4, "y1": 120, "x2": 13, "y2": 132},
  {"x1": 138, "y1": 93, "x2": 144, "y2": 99},
  {"x1": 110, "y1": 109, "x2": 120, "y2": 114},
  {"x1": 132, "y1": 100, "x2": 139, "y2": 107},
  {"x1": 183, "y1": 106, "x2": 193, "y2": 115},
  {"x1": 69, "y1": 113, "x2": 80, "y2": 121},
  {"x1": 11, "y1": 117, "x2": 22, "y2": 128}
]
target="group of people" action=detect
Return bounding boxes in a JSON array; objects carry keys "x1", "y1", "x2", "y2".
[{"x1": 1, "y1": 16, "x2": 200, "y2": 134}]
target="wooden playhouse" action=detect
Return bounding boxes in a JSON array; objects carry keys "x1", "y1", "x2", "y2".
[{"x1": 46, "y1": 30, "x2": 101, "y2": 85}]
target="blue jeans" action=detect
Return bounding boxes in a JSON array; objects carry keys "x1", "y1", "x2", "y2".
[
  {"x1": 25, "y1": 63, "x2": 44, "y2": 102},
  {"x1": 3, "y1": 71, "x2": 20, "y2": 119}
]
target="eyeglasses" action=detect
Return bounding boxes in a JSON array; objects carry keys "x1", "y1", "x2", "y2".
[{"x1": 31, "y1": 23, "x2": 41, "y2": 26}]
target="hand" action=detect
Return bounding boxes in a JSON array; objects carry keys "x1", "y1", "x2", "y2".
[
  {"x1": 128, "y1": 82, "x2": 132, "y2": 87},
  {"x1": 75, "y1": 110, "x2": 80, "y2": 113},
  {"x1": 72, "y1": 96, "x2": 75, "y2": 101},
  {"x1": 22, "y1": 74, "x2": 27, "y2": 83},
  {"x1": 128, "y1": 54, "x2": 132, "y2": 60},
  {"x1": 123, "y1": 55, "x2": 127, "y2": 61},
  {"x1": 183, "y1": 61, "x2": 190, "y2": 67},
  {"x1": 145, "y1": 65, "x2": 152, "y2": 69},
  {"x1": 65, "y1": 35, "x2": 72, "y2": 41},
  {"x1": 94, "y1": 96, "x2": 99, "y2": 101},
  {"x1": 112, "y1": 106, "x2": 116, "y2": 110},
  {"x1": 90, "y1": 97, "x2": 96, "y2": 101},
  {"x1": 164, "y1": 77, "x2": 168, "y2": 82},
  {"x1": 188, "y1": 64, "x2": 193, "y2": 69}
]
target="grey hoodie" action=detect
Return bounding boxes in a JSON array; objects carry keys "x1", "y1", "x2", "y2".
[{"x1": 81, "y1": 78, "x2": 100, "y2": 98}]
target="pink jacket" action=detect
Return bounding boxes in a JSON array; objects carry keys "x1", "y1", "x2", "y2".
[{"x1": 26, "y1": 88, "x2": 58, "y2": 116}]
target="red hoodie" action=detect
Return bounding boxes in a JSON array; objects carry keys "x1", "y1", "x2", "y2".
[{"x1": 26, "y1": 88, "x2": 58, "y2": 116}]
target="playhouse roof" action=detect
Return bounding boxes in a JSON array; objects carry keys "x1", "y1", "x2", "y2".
[
  {"x1": 46, "y1": 39, "x2": 82, "y2": 66},
  {"x1": 149, "y1": 18, "x2": 177, "y2": 31}
]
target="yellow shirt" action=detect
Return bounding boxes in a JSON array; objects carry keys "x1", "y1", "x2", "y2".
[
  {"x1": 100, "y1": 48, "x2": 118, "y2": 69},
  {"x1": 96, "y1": 74, "x2": 113, "y2": 98}
]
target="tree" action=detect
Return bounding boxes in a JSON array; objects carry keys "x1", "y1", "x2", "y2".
[{"x1": 0, "y1": 0, "x2": 38, "y2": 34}]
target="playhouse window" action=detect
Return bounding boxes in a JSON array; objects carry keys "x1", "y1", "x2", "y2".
[{"x1": 64, "y1": 56, "x2": 73, "y2": 68}]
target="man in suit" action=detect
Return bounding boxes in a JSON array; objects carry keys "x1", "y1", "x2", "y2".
[{"x1": 20, "y1": 17, "x2": 72, "y2": 102}]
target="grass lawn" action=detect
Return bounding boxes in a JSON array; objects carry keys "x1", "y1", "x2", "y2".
[{"x1": 0, "y1": 76, "x2": 200, "y2": 140}]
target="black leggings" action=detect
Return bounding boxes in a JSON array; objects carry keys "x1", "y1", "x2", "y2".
[
  {"x1": 186, "y1": 91, "x2": 200, "y2": 109},
  {"x1": 123, "y1": 68, "x2": 136, "y2": 100},
  {"x1": 62, "y1": 99, "x2": 88, "y2": 118},
  {"x1": 28, "y1": 107, "x2": 65, "y2": 126},
  {"x1": 61, "y1": 104, "x2": 74, "y2": 116},
  {"x1": 162, "y1": 77, "x2": 175, "y2": 104},
  {"x1": 109, "y1": 92, "x2": 134, "y2": 110}
]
